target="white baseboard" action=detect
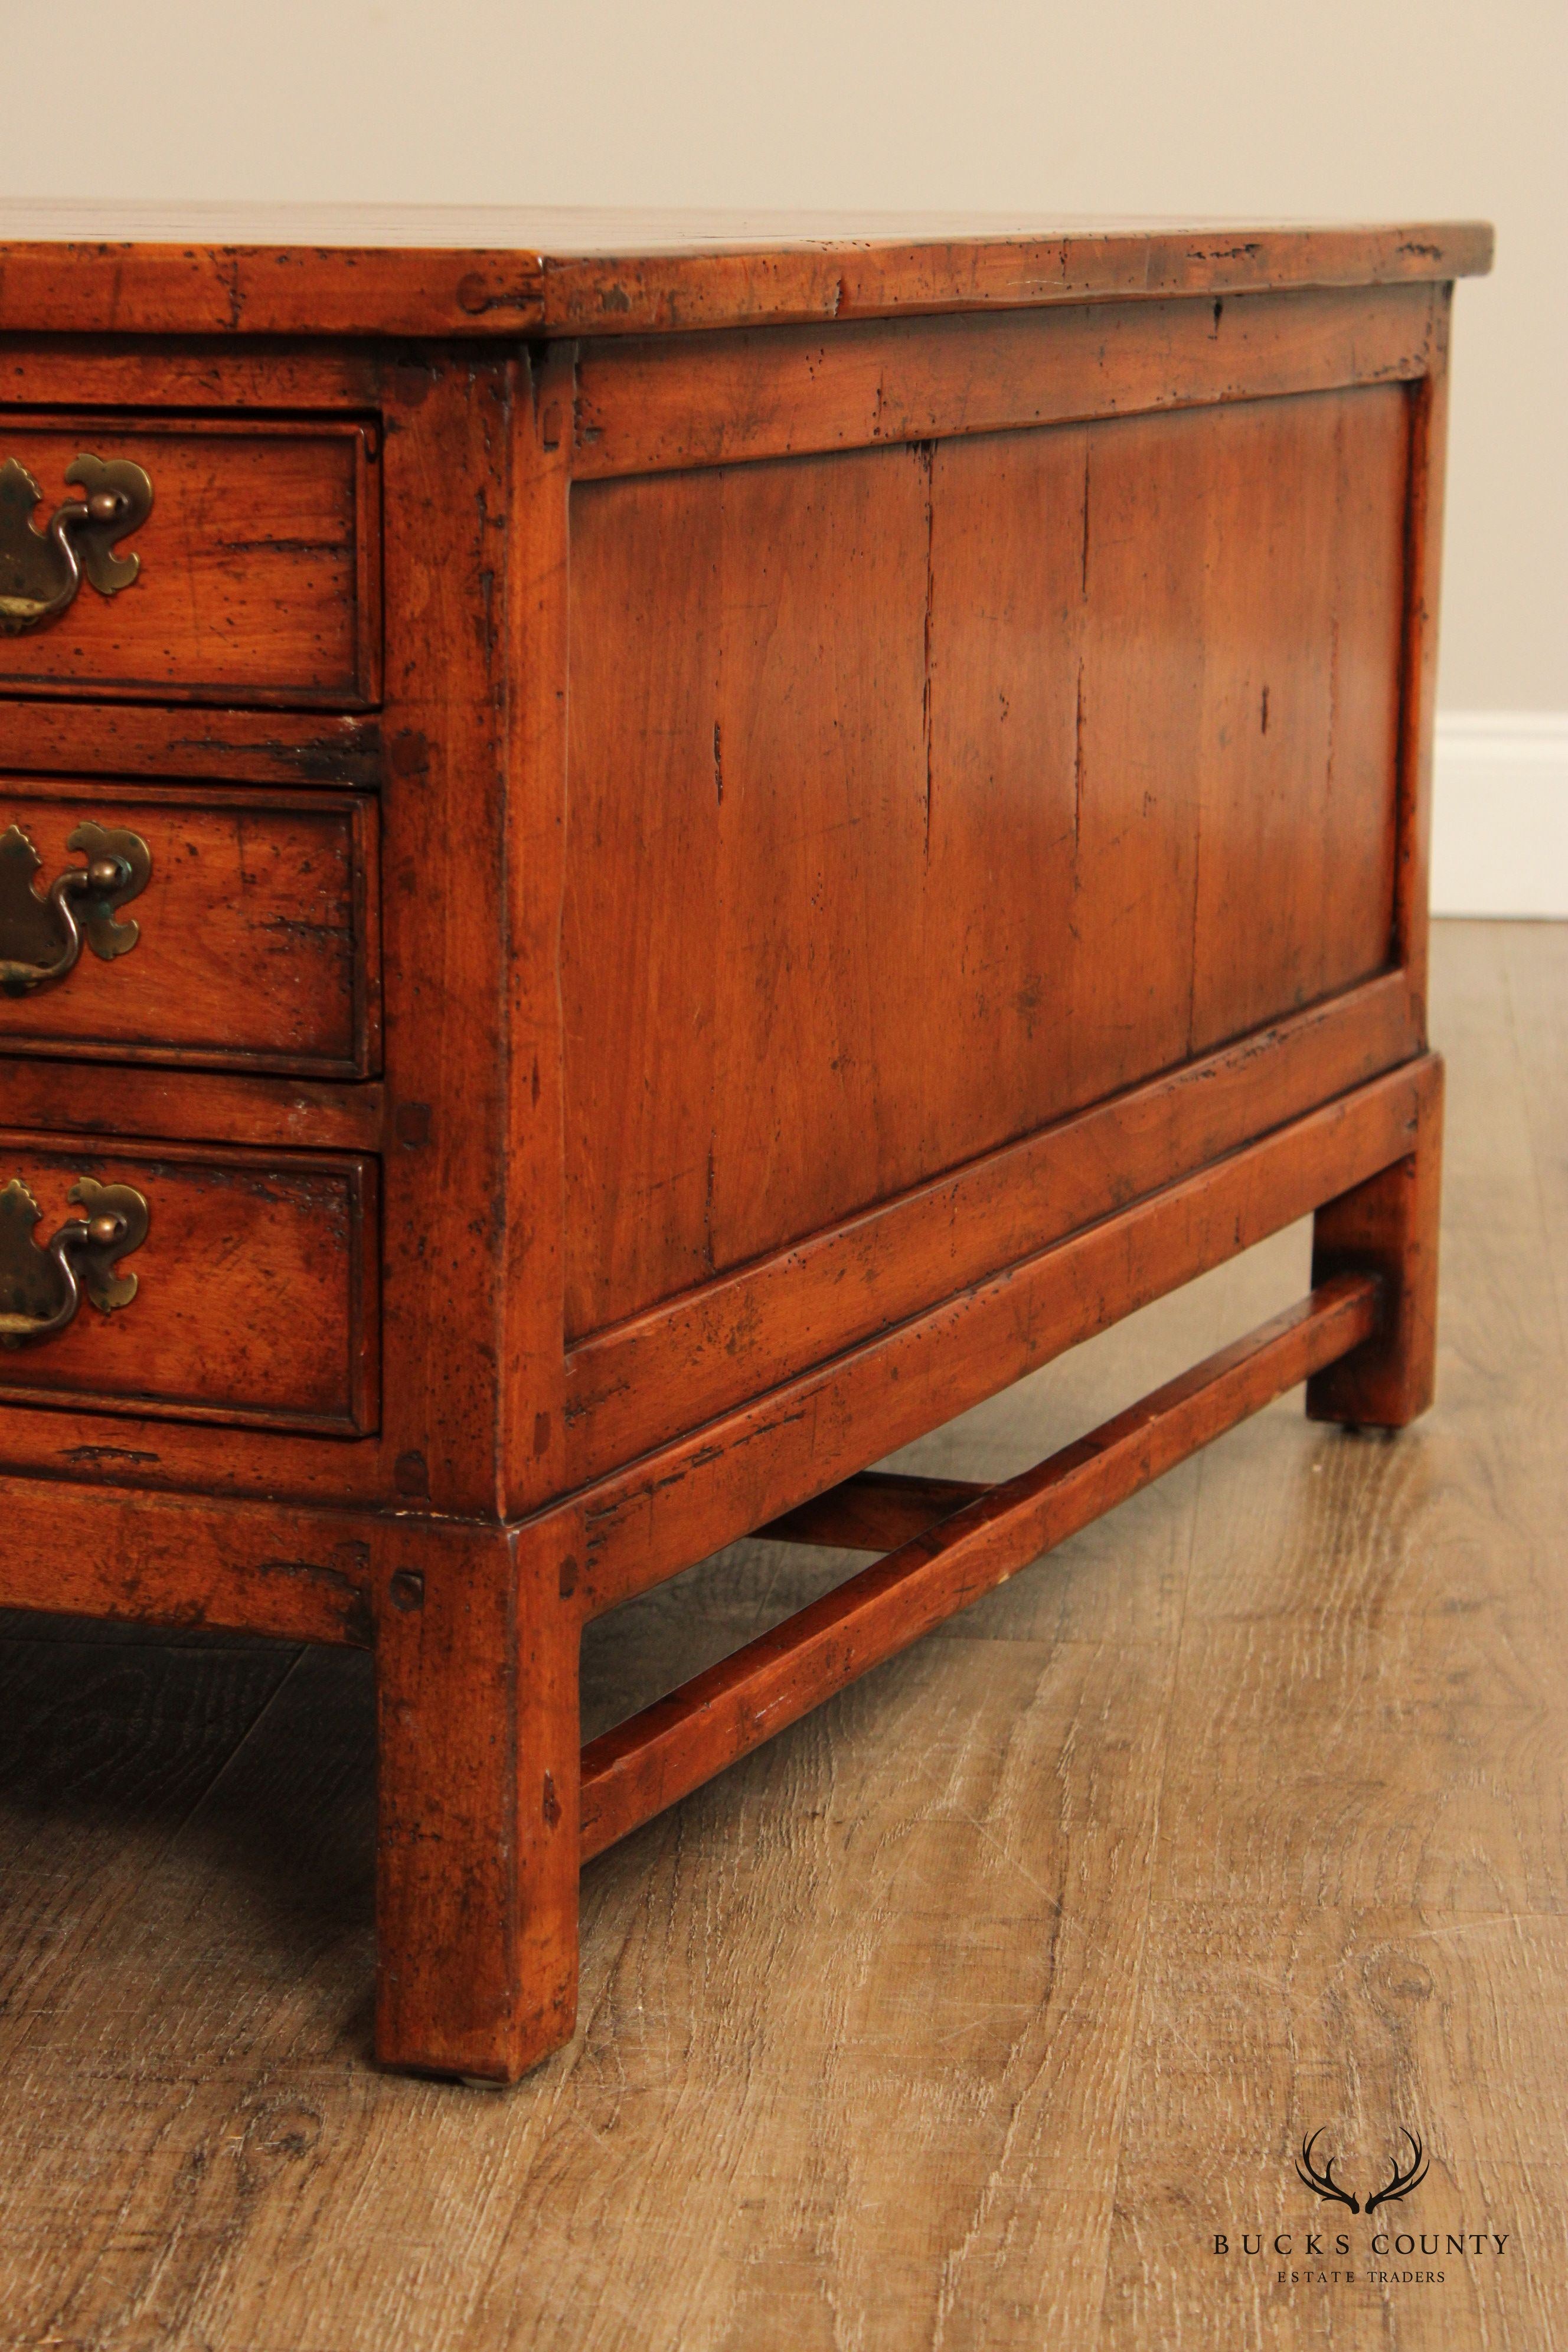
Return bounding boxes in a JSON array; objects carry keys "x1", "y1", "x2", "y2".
[{"x1": 1431, "y1": 712, "x2": 1568, "y2": 919}]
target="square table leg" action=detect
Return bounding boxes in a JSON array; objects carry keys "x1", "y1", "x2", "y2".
[
  {"x1": 374, "y1": 1524, "x2": 581, "y2": 2083},
  {"x1": 1306, "y1": 1053, "x2": 1444, "y2": 1429}
]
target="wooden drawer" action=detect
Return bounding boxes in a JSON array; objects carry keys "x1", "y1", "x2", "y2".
[
  {"x1": 0, "y1": 414, "x2": 380, "y2": 705},
  {"x1": 0, "y1": 780, "x2": 380, "y2": 1076},
  {"x1": 0, "y1": 1135, "x2": 378, "y2": 1433}
]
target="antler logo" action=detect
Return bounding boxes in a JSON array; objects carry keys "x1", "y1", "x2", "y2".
[
  {"x1": 1296, "y1": 2128, "x2": 1429, "y2": 2215},
  {"x1": 1296, "y1": 2129, "x2": 1361, "y2": 2213}
]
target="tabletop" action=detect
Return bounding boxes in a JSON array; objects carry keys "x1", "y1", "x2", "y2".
[{"x1": 0, "y1": 202, "x2": 1492, "y2": 341}]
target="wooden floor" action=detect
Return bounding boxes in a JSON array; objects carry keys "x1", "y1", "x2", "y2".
[{"x1": 0, "y1": 920, "x2": 1562, "y2": 2352}]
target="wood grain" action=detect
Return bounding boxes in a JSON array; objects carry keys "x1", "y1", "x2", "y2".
[
  {"x1": 562, "y1": 974, "x2": 1419, "y2": 1481},
  {"x1": 0, "y1": 1470, "x2": 375, "y2": 1644},
  {"x1": 371, "y1": 355, "x2": 516, "y2": 1521},
  {"x1": 571, "y1": 1061, "x2": 1426, "y2": 1616},
  {"x1": 571, "y1": 283, "x2": 1435, "y2": 476},
  {"x1": 0, "y1": 1057, "x2": 385, "y2": 1153},
  {"x1": 1308, "y1": 1055, "x2": 1443, "y2": 1427},
  {"x1": 0, "y1": 780, "x2": 379, "y2": 1076},
  {"x1": 0, "y1": 247, "x2": 1470, "y2": 2124},
  {"x1": 0, "y1": 205, "x2": 1492, "y2": 339},
  {"x1": 760, "y1": 1466, "x2": 989, "y2": 1550},
  {"x1": 580, "y1": 1277, "x2": 1378, "y2": 1860},
  {"x1": 0, "y1": 353, "x2": 548, "y2": 1518},
  {"x1": 0, "y1": 701, "x2": 383, "y2": 789},
  {"x1": 1393, "y1": 295, "x2": 1451, "y2": 1035},
  {"x1": 0, "y1": 417, "x2": 380, "y2": 705},
  {"x1": 1185, "y1": 388, "x2": 1407, "y2": 1048},
  {"x1": 499, "y1": 342, "x2": 580, "y2": 1523},
  {"x1": 0, "y1": 1132, "x2": 377, "y2": 1432},
  {"x1": 375, "y1": 1522, "x2": 580, "y2": 2082},
  {"x1": 0, "y1": 920, "x2": 1553, "y2": 2352},
  {"x1": 563, "y1": 384, "x2": 1412, "y2": 1342}
]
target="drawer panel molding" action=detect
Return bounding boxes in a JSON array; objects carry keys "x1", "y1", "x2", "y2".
[
  {"x1": 0, "y1": 780, "x2": 380, "y2": 1076},
  {"x1": 0, "y1": 414, "x2": 381, "y2": 706},
  {"x1": 0, "y1": 1132, "x2": 378, "y2": 1434}
]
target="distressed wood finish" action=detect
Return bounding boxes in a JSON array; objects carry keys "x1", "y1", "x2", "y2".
[
  {"x1": 0, "y1": 1469, "x2": 377, "y2": 1644},
  {"x1": 762, "y1": 1469, "x2": 992, "y2": 1550},
  {"x1": 375, "y1": 1520, "x2": 580, "y2": 2084},
  {"x1": 0, "y1": 1133, "x2": 378, "y2": 1432},
  {"x1": 580, "y1": 1276, "x2": 1379, "y2": 1860},
  {"x1": 1393, "y1": 308, "x2": 1451, "y2": 1033},
  {"x1": 0, "y1": 1060, "x2": 384, "y2": 1155},
  {"x1": 1308, "y1": 1056, "x2": 1444, "y2": 1427},
  {"x1": 0, "y1": 416, "x2": 380, "y2": 705},
  {"x1": 0, "y1": 780, "x2": 379, "y2": 1075},
  {"x1": 0, "y1": 926, "x2": 1562, "y2": 2352},
  {"x1": 563, "y1": 386, "x2": 1409, "y2": 1340},
  {"x1": 0, "y1": 700, "x2": 383, "y2": 789},
  {"x1": 563, "y1": 974, "x2": 1419, "y2": 1479},
  {"x1": 571, "y1": 282, "x2": 1437, "y2": 477},
  {"x1": 0, "y1": 203, "x2": 1492, "y2": 338},
  {"x1": 0, "y1": 211, "x2": 1486, "y2": 2082},
  {"x1": 498, "y1": 342, "x2": 576, "y2": 1525},
  {"x1": 567, "y1": 1061, "x2": 1433, "y2": 1620}
]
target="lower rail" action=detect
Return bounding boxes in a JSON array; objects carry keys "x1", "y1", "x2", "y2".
[{"x1": 579, "y1": 1272, "x2": 1379, "y2": 1863}]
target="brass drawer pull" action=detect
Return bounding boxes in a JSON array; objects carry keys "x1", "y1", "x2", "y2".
[
  {"x1": 0, "y1": 1178, "x2": 149, "y2": 1347},
  {"x1": 0, "y1": 821, "x2": 151, "y2": 997},
  {"x1": 0, "y1": 451, "x2": 153, "y2": 635}
]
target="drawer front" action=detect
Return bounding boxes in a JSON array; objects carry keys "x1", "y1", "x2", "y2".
[
  {"x1": 0, "y1": 414, "x2": 379, "y2": 705},
  {"x1": 0, "y1": 781, "x2": 379, "y2": 1076},
  {"x1": 0, "y1": 1136, "x2": 377, "y2": 1433}
]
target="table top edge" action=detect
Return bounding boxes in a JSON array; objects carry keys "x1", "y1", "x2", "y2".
[{"x1": 0, "y1": 211, "x2": 1494, "y2": 340}]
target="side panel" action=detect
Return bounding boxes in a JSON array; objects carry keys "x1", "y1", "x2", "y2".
[{"x1": 563, "y1": 384, "x2": 1411, "y2": 1344}]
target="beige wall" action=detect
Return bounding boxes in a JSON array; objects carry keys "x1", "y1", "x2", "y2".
[{"x1": 1, "y1": 0, "x2": 1560, "y2": 711}]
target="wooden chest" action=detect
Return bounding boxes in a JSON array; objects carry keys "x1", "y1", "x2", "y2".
[{"x1": 0, "y1": 206, "x2": 1489, "y2": 2079}]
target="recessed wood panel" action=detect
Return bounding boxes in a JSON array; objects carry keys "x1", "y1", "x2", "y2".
[
  {"x1": 563, "y1": 385, "x2": 1411, "y2": 1340},
  {"x1": 1185, "y1": 388, "x2": 1408, "y2": 1047},
  {"x1": 0, "y1": 416, "x2": 379, "y2": 705},
  {"x1": 0, "y1": 780, "x2": 378, "y2": 1075},
  {"x1": 0, "y1": 1135, "x2": 377, "y2": 1432}
]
